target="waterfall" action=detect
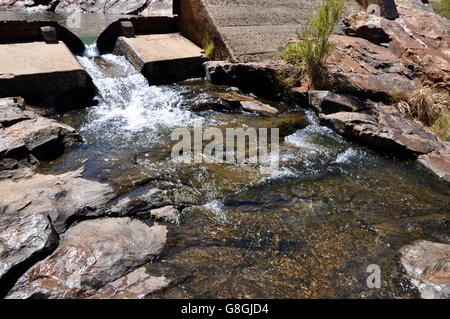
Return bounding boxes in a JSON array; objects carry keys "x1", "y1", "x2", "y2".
[{"x1": 77, "y1": 45, "x2": 198, "y2": 148}]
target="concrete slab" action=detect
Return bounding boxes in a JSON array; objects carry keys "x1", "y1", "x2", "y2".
[
  {"x1": 115, "y1": 33, "x2": 206, "y2": 84},
  {"x1": 178, "y1": 0, "x2": 360, "y2": 62},
  {"x1": 0, "y1": 42, "x2": 95, "y2": 109}
]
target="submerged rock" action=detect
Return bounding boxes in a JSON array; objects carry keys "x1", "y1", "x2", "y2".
[
  {"x1": 320, "y1": 104, "x2": 443, "y2": 157},
  {"x1": 0, "y1": 213, "x2": 58, "y2": 293},
  {"x1": 400, "y1": 240, "x2": 450, "y2": 299},
  {"x1": 7, "y1": 218, "x2": 167, "y2": 299},
  {"x1": 0, "y1": 168, "x2": 115, "y2": 233}
]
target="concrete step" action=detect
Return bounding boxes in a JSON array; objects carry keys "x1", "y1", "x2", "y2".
[
  {"x1": 0, "y1": 41, "x2": 95, "y2": 109},
  {"x1": 114, "y1": 33, "x2": 206, "y2": 85}
]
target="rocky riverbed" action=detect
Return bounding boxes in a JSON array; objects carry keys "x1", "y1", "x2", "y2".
[{"x1": 0, "y1": 0, "x2": 449, "y2": 299}]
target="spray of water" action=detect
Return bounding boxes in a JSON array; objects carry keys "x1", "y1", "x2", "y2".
[{"x1": 77, "y1": 45, "x2": 199, "y2": 148}]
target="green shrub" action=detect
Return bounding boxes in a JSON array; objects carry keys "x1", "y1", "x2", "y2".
[
  {"x1": 433, "y1": 0, "x2": 450, "y2": 19},
  {"x1": 281, "y1": 0, "x2": 346, "y2": 88}
]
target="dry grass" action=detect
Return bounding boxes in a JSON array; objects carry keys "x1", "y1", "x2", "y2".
[
  {"x1": 393, "y1": 85, "x2": 450, "y2": 140},
  {"x1": 204, "y1": 39, "x2": 215, "y2": 60}
]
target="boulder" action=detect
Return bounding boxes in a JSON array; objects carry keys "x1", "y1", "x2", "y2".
[
  {"x1": 400, "y1": 240, "x2": 450, "y2": 299},
  {"x1": 0, "y1": 213, "x2": 58, "y2": 296},
  {"x1": 88, "y1": 267, "x2": 170, "y2": 299},
  {"x1": 327, "y1": 35, "x2": 416, "y2": 101},
  {"x1": 343, "y1": 1, "x2": 450, "y2": 85},
  {"x1": 204, "y1": 61, "x2": 293, "y2": 101},
  {"x1": 7, "y1": 218, "x2": 167, "y2": 299},
  {"x1": 320, "y1": 104, "x2": 444, "y2": 157},
  {"x1": 418, "y1": 145, "x2": 450, "y2": 182},
  {"x1": 308, "y1": 91, "x2": 372, "y2": 114},
  {"x1": 0, "y1": 97, "x2": 81, "y2": 169},
  {"x1": 0, "y1": 168, "x2": 115, "y2": 233}
]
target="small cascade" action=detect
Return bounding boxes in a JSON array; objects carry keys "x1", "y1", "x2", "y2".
[{"x1": 76, "y1": 45, "x2": 199, "y2": 149}]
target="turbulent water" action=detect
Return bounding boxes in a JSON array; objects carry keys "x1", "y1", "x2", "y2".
[{"x1": 46, "y1": 48, "x2": 450, "y2": 298}]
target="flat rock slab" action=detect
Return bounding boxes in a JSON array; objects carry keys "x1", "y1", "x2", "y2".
[
  {"x1": 7, "y1": 218, "x2": 167, "y2": 299},
  {"x1": 115, "y1": 33, "x2": 205, "y2": 84},
  {"x1": 0, "y1": 42, "x2": 94, "y2": 108},
  {"x1": 400, "y1": 240, "x2": 450, "y2": 299}
]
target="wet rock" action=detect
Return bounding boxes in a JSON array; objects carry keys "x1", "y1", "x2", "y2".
[
  {"x1": 343, "y1": 2, "x2": 450, "y2": 85},
  {"x1": 89, "y1": 267, "x2": 170, "y2": 299},
  {"x1": 308, "y1": 91, "x2": 371, "y2": 114},
  {"x1": 0, "y1": 213, "x2": 58, "y2": 294},
  {"x1": 400, "y1": 240, "x2": 450, "y2": 299},
  {"x1": 418, "y1": 146, "x2": 450, "y2": 182},
  {"x1": 142, "y1": 205, "x2": 180, "y2": 224},
  {"x1": 0, "y1": 168, "x2": 115, "y2": 233},
  {"x1": 207, "y1": 91, "x2": 279, "y2": 116},
  {"x1": 320, "y1": 104, "x2": 443, "y2": 157},
  {"x1": 204, "y1": 61, "x2": 293, "y2": 101},
  {"x1": 240, "y1": 100, "x2": 278, "y2": 116},
  {"x1": 107, "y1": 186, "x2": 171, "y2": 217},
  {"x1": 7, "y1": 218, "x2": 167, "y2": 299},
  {"x1": 327, "y1": 35, "x2": 416, "y2": 101}
]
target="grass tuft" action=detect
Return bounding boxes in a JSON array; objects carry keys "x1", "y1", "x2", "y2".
[{"x1": 281, "y1": 0, "x2": 346, "y2": 89}]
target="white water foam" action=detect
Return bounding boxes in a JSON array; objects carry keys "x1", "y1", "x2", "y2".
[{"x1": 77, "y1": 50, "x2": 199, "y2": 147}]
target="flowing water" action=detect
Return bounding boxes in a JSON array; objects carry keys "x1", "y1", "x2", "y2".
[{"x1": 42, "y1": 47, "x2": 449, "y2": 298}]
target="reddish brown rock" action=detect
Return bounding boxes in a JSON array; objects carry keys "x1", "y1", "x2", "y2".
[
  {"x1": 344, "y1": 0, "x2": 450, "y2": 85},
  {"x1": 418, "y1": 145, "x2": 450, "y2": 182},
  {"x1": 327, "y1": 35, "x2": 416, "y2": 100}
]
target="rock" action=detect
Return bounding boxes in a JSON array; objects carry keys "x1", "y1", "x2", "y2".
[
  {"x1": 0, "y1": 213, "x2": 58, "y2": 295},
  {"x1": 0, "y1": 97, "x2": 28, "y2": 128},
  {"x1": 204, "y1": 61, "x2": 293, "y2": 101},
  {"x1": 418, "y1": 145, "x2": 450, "y2": 182},
  {"x1": 107, "y1": 186, "x2": 171, "y2": 217},
  {"x1": 2, "y1": 116, "x2": 81, "y2": 161},
  {"x1": 320, "y1": 104, "x2": 444, "y2": 157},
  {"x1": 327, "y1": 35, "x2": 416, "y2": 101},
  {"x1": 0, "y1": 168, "x2": 115, "y2": 233},
  {"x1": 240, "y1": 100, "x2": 279, "y2": 116},
  {"x1": 343, "y1": 2, "x2": 450, "y2": 85},
  {"x1": 308, "y1": 91, "x2": 371, "y2": 114},
  {"x1": 143, "y1": 205, "x2": 180, "y2": 224},
  {"x1": 88, "y1": 267, "x2": 170, "y2": 299},
  {"x1": 0, "y1": 98, "x2": 81, "y2": 169},
  {"x1": 400, "y1": 240, "x2": 450, "y2": 299},
  {"x1": 207, "y1": 91, "x2": 279, "y2": 116},
  {"x1": 7, "y1": 218, "x2": 167, "y2": 299}
]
